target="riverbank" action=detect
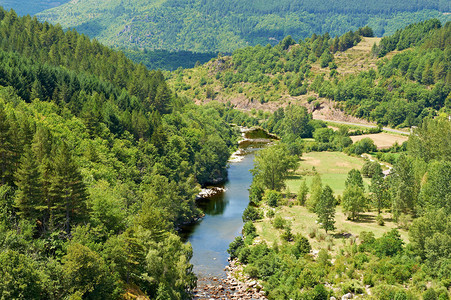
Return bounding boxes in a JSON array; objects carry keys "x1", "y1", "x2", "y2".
[{"x1": 193, "y1": 259, "x2": 267, "y2": 300}]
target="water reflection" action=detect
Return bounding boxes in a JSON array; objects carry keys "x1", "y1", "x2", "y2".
[{"x1": 181, "y1": 128, "x2": 273, "y2": 278}]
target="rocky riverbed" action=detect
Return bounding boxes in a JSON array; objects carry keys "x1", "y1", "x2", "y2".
[{"x1": 193, "y1": 259, "x2": 267, "y2": 300}]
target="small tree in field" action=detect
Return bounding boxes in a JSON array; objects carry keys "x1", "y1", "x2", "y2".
[{"x1": 316, "y1": 185, "x2": 336, "y2": 233}]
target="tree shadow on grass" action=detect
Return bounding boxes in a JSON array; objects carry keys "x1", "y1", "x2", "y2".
[
  {"x1": 352, "y1": 213, "x2": 375, "y2": 224},
  {"x1": 286, "y1": 174, "x2": 301, "y2": 180}
]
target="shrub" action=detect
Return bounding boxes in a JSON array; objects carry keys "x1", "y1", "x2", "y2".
[
  {"x1": 264, "y1": 190, "x2": 282, "y2": 208},
  {"x1": 242, "y1": 206, "x2": 261, "y2": 222},
  {"x1": 266, "y1": 209, "x2": 275, "y2": 219},
  {"x1": 376, "y1": 214, "x2": 385, "y2": 226},
  {"x1": 423, "y1": 288, "x2": 437, "y2": 300},
  {"x1": 375, "y1": 229, "x2": 404, "y2": 257},
  {"x1": 281, "y1": 227, "x2": 294, "y2": 242},
  {"x1": 316, "y1": 231, "x2": 326, "y2": 241},
  {"x1": 397, "y1": 213, "x2": 411, "y2": 230},
  {"x1": 228, "y1": 236, "x2": 244, "y2": 259},
  {"x1": 294, "y1": 235, "x2": 312, "y2": 257},
  {"x1": 238, "y1": 246, "x2": 251, "y2": 264},
  {"x1": 308, "y1": 227, "x2": 317, "y2": 238},
  {"x1": 243, "y1": 221, "x2": 257, "y2": 238},
  {"x1": 249, "y1": 184, "x2": 264, "y2": 205},
  {"x1": 341, "y1": 280, "x2": 364, "y2": 294},
  {"x1": 244, "y1": 265, "x2": 259, "y2": 278},
  {"x1": 273, "y1": 216, "x2": 286, "y2": 229}
]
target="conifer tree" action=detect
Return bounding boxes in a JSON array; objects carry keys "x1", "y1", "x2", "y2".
[
  {"x1": 49, "y1": 143, "x2": 88, "y2": 234},
  {"x1": 0, "y1": 103, "x2": 14, "y2": 185},
  {"x1": 14, "y1": 146, "x2": 44, "y2": 225}
]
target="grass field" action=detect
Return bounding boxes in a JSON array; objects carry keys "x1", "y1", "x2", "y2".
[
  {"x1": 351, "y1": 133, "x2": 409, "y2": 149},
  {"x1": 254, "y1": 205, "x2": 408, "y2": 255},
  {"x1": 286, "y1": 152, "x2": 369, "y2": 196}
]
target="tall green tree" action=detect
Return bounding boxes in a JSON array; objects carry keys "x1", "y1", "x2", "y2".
[
  {"x1": 0, "y1": 103, "x2": 14, "y2": 185},
  {"x1": 251, "y1": 143, "x2": 298, "y2": 191},
  {"x1": 316, "y1": 185, "x2": 336, "y2": 233},
  {"x1": 14, "y1": 146, "x2": 44, "y2": 226},
  {"x1": 49, "y1": 143, "x2": 88, "y2": 234},
  {"x1": 307, "y1": 171, "x2": 322, "y2": 211},
  {"x1": 369, "y1": 174, "x2": 390, "y2": 214},
  {"x1": 342, "y1": 184, "x2": 366, "y2": 220},
  {"x1": 297, "y1": 180, "x2": 309, "y2": 206}
]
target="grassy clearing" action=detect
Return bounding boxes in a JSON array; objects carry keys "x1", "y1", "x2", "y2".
[
  {"x1": 286, "y1": 152, "x2": 369, "y2": 196},
  {"x1": 254, "y1": 205, "x2": 408, "y2": 256},
  {"x1": 351, "y1": 133, "x2": 409, "y2": 149}
]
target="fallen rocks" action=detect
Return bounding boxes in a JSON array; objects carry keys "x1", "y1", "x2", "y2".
[{"x1": 193, "y1": 259, "x2": 267, "y2": 300}]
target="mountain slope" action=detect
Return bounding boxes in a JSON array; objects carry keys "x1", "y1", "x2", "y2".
[
  {"x1": 0, "y1": 0, "x2": 69, "y2": 16},
  {"x1": 168, "y1": 20, "x2": 450, "y2": 128},
  {"x1": 37, "y1": 0, "x2": 451, "y2": 53}
]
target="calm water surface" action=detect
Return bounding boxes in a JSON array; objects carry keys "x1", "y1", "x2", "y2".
[{"x1": 182, "y1": 144, "x2": 264, "y2": 279}]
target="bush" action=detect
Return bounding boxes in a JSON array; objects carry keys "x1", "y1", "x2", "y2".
[
  {"x1": 397, "y1": 213, "x2": 411, "y2": 230},
  {"x1": 266, "y1": 209, "x2": 275, "y2": 219},
  {"x1": 242, "y1": 206, "x2": 261, "y2": 222},
  {"x1": 264, "y1": 190, "x2": 282, "y2": 208},
  {"x1": 249, "y1": 184, "x2": 264, "y2": 205},
  {"x1": 375, "y1": 229, "x2": 404, "y2": 257},
  {"x1": 243, "y1": 221, "x2": 257, "y2": 238},
  {"x1": 376, "y1": 214, "x2": 385, "y2": 226},
  {"x1": 244, "y1": 265, "x2": 259, "y2": 278},
  {"x1": 293, "y1": 235, "x2": 312, "y2": 258},
  {"x1": 238, "y1": 246, "x2": 251, "y2": 264},
  {"x1": 273, "y1": 215, "x2": 286, "y2": 229},
  {"x1": 341, "y1": 280, "x2": 364, "y2": 294},
  {"x1": 281, "y1": 227, "x2": 294, "y2": 242},
  {"x1": 228, "y1": 236, "x2": 244, "y2": 259},
  {"x1": 422, "y1": 288, "x2": 437, "y2": 300},
  {"x1": 308, "y1": 227, "x2": 318, "y2": 238},
  {"x1": 361, "y1": 160, "x2": 383, "y2": 178}
]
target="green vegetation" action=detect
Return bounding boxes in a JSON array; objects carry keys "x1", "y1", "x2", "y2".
[
  {"x1": 0, "y1": 8, "x2": 261, "y2": 299},
  {"x1": 230, "y1": 114, "x2": 451, "y2": 299},
  {"x1": 122, "y1": 49, "x2": 218, "y2": 71},
  {"x1": 0, "y1": 1, "x2": 69, "y2": 16},
  {"x1": 38, "y1": 0, "x2": 450, "y2": 53},
  {"x1": 171, "y1": 20, "x2": 450, "y2": 130},
  {"x1": 286, "y1": 152, "x2": 369, "y2": 196}
]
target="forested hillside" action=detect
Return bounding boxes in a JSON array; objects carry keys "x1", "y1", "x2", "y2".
[
  {"x1": 0, "y1": 7, "x2": 258, "y2": 299},
  {"x1": 37, "y1": 0, "x2": 450, "y2": 53},
  {"x1": 0, "y1": 1, "x2": 69, "y2": 16},
  {"x1": 170, "y1": 19, "x2": 450, "y2": 128}
]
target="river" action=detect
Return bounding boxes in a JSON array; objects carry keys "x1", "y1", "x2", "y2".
[{"x1": 181, "y1": 130, "x2": 271, "y2": 285}]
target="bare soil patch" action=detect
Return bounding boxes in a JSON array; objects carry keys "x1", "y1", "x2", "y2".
[{"x1": 351, "y1": 133, "x2": 409, "y2": 149}]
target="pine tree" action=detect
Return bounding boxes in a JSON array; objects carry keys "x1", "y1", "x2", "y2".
[
  {"x1": 14, "y1": 146, "x2": 44, "y2": 225},
  {"x1": 0, "y1": 103, "x2": 14, "y2": 185},
  {"x1": 49, "y1": 143, "x2": 88, "y2": 234},
  {"x1": 316, "y1": 185, "x2": 336, "y2": 233}
]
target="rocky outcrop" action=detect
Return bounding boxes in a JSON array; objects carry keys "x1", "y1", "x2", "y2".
[
  {"x1": 196, "y1": 187, "x2": 226, "y2": 200},
  {"x1": 193, "y1": 259, "x2": 267, "y2": 300}
]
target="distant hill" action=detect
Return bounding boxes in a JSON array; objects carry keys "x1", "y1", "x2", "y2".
[
  {"x1": 168, "y1": 20, "x2": 450, "y2": 128},
  {"x1": 0, "y1": 0, "x2": 69, "y2": 16},
  {"x1": 37, "y1": 0, "x2": 450, "y2": 53}
]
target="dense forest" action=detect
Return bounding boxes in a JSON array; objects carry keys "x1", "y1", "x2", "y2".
[
  {"x1": 229, "y1": 108, "x2": 451, "y2": 299},
  {"x1": 37, "y1": 0, "x2": 450, "y2": 53},
  {"x1": 0, "y1": 7, "x2": 258, "y2": 299},
  {"x1": 171, "y1": 19, "x2": 450, "y2": 128},
  {"x1": 122, "y1": 48, "x2": 218, "y2": 71}
]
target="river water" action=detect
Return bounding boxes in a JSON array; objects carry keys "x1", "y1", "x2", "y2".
[{"x1": 181, "y1": 134, "x2": 270, "y2": 282}]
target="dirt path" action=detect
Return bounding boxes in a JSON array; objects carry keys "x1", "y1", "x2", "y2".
[{"x1": 314, "y1": 118, "x2": 411, "y2": 135}]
